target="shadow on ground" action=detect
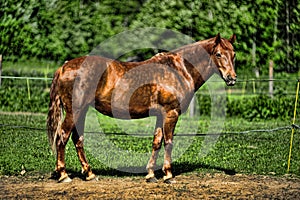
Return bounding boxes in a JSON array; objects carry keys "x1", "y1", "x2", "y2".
[{"x1": 50, "y1": 162, "x2": 236, "y2": 181}]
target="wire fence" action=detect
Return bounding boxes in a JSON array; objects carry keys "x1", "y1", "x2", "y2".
[
  {"x1": 0, "y1": 76, "x2": 53, "y2": 80},
  {"x1": 0, "y1": 122, "x2": 298, "y2": 137},
  {"x1": 0, "y1": 75, "x2": 299, "y2": 97}
]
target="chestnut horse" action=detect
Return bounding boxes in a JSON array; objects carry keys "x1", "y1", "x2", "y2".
[{"x1": 47, "y1": 33, "x2": 236, "y2": 183}]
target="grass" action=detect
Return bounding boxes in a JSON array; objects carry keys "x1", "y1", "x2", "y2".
[{"x1": 0, "y1": 112, "x2": 299, "y2": 178}]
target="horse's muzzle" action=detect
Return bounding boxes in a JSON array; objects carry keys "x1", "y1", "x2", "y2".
[{"x1": 224, "y1": 75, "x2": 236, "y2": 86}]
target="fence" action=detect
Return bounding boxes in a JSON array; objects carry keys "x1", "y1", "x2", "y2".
[
  {"x1": 0, "y1": 74, "x2": 299, "y2": 112},
  {"x1": 0, "y1": 75, "x2": 298, "y2": 96}
]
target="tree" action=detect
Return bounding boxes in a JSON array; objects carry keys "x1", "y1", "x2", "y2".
[{"x1": 0, "y1": 0, "x2": 299, "y2": 74}]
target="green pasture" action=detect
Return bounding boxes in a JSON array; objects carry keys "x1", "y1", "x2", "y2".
[{"x1": 0, "y1": 112, "x2": 299, "y2": 178}]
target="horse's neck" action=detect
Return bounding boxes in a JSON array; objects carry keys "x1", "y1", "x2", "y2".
[{"x1": 174, "y1": 39, "x2": 215, "y2": 91}]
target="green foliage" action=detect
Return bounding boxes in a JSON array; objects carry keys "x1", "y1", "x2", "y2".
[
  {"x1": 227, "y1": 95, "x2": 295, "y2": 120},
  {"x1": 0, "y1": 0, "x2": 299, "y2": 73},
  {"x1": 0, "y1": 0, "x2": 144, "y2": 61},
  {"x1": 195, "y1": 94, "x2": 296, "y2": 120},
  {"x1": 131, "y1": 0, "x2": 299, "y2": 74}
]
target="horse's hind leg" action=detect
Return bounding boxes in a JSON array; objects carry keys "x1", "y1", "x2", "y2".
[
  {"x1": 71, "y1": 109, "x2": 96, "y2": 181},
  {"x1": 56, "y1": 113, "x2": 74, "y2": 183},
  {"x1": 146, "y1": 115, "x2": 163, "y2": 182}
]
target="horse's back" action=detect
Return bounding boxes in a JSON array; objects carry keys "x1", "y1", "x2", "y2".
[{"x1": 55, "y1": 53, "x2": 195, "y2": 118}]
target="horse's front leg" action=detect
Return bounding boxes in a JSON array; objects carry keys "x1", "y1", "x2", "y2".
[
  {"x1": 162, "y1": 109, "x2": 178, "y2": 183},
  {"x1": 146, "y1": 116, "x2": 163, "y2": 182}
]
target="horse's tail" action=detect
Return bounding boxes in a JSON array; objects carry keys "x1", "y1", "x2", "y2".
[{"x1": 47, "y1": 68, "x2": 63, "y2": 154}]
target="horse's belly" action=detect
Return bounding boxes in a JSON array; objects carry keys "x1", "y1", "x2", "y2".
[
  {"x1": 95, "y1": 80, "x2": 191, "y2": 119},
  {"x1": 94, "y1": 98, "x2": 151, "y2": 119}
]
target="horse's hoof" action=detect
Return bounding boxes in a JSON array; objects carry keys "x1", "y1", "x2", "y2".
[
  {"x1": 164, "y1": 178, "x2": 176, "y2": 184},
  {"x1": 86, "y1": 173, "x2": 98, "y2": 181},
  {"x1": 58, "y1": 175, "x2": 72, "y2": 183},
  {"x1": 146, "y1": 177, "x2": 158, "y2": 183}
]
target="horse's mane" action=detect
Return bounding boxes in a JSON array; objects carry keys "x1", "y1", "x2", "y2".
[{"x1": 173, "y1": 37, "x2": 234, "y2": 55}]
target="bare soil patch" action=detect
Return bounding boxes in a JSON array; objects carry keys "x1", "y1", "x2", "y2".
[{"x1": 1, "y1": 173, "x2": 300, "y2": 199}]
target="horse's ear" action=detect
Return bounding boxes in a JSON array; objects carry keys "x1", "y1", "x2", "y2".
[
  {"x1": 229, "y1": 34, "x2": 236, "y2": 44},
  {"x1": 214, "y1": 33, "x2": 221, "y2": 45}
]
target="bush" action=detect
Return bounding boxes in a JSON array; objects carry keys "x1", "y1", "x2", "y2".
[
  {"x1": 195, "y1": 94, "x2": 296, "y2": 120},
  {"x1": 228, "y1": 95, "x2": 295, "y2": 120}
]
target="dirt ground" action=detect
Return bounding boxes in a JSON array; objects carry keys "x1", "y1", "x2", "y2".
[{"x1": 1, "y1": 173, "x2": 300, "y2": 199}]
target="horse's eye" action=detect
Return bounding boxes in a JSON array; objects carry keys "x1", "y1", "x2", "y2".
[{"x1": 216, "y1": 53, "x2": 221, "y2": 58}]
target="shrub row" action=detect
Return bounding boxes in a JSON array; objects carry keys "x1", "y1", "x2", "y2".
[{"x1": 196, "y1": 94, "x2": 296, "y2": 120}]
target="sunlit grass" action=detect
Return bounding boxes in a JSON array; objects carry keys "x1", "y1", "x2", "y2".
[{"x1": 0, "y1": 113, "x2": 299, "y2": 177}]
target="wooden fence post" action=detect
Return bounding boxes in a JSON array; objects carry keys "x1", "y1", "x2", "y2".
[
  {"x1": 0, "y1": 55, "x2": 2, "y2": 87},
  {"x1": 269, "y1": 60, "x2": 274, "y2": 98},
  {"x1": 189, "y1": 96, "x2": 195, "y2": 117}
]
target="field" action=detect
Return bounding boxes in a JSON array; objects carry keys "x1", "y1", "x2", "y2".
[{"x1": 1, "y1": 112, "x2": 300, "y2": 198}]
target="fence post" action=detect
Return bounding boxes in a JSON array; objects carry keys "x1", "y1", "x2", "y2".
[
  {"x1": 287, "y1": 79, "x2": 300, "y2": 173},
  {"x1": 252, "y1": 80, "x2": 256, "y2": 94},
  {"x1": 269, "y1": 60, "x2": 274, "y2": 98},
  {"x1": 0, "y1": 55, "x2": 2, "y2": 87},
  {"x1": 189, "y1": 96, "x2": 195, "y2": 117},
  {"x1": 26, "y1": 78, "x2": 31, "y2": 100}
]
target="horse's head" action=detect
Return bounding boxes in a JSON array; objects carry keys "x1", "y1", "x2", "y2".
[{"x1": 211, "y1": 33, "x2": 237, "y2": 86}]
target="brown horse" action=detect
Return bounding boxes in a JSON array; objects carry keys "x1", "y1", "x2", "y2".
[{"x1": 47, "y1": 33, "x2": 236, "y2": 183}]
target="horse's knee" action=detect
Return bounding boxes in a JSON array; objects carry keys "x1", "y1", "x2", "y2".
[
  {"x1": 166, "y1": 109, "x2": 179, "y2": 119},
  {"x1": 152, "y1": 128, "x2": 163, "y2": 150}
]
